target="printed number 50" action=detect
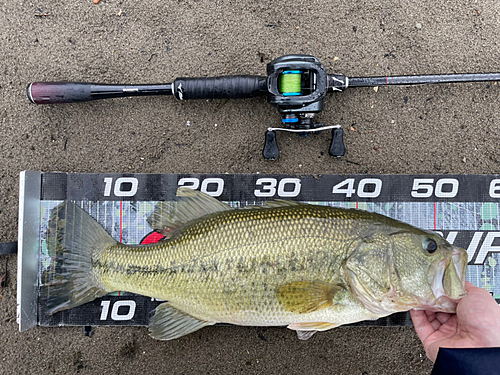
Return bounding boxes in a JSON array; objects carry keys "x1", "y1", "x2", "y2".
[{"x1": 411, "y1": 178, "x2": 459, "y2": 198}]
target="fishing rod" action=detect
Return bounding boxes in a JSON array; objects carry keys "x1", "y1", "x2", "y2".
[{"x1": 27, "y1": 54, "x2": 500, "y2": 160}]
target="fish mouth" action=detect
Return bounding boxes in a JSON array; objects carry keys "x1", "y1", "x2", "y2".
[{"x1": 425, "y1": 246, "x2": 467, "y2": 312}]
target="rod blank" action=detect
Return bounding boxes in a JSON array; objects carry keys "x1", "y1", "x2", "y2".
[{"x1": 348, "y1": 73, "x2": 500, "y2": 87}]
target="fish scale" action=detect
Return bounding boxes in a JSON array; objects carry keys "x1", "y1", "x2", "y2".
[
  {"x1": 45, "y1": 188, "x2": 467, "y2": 340},
  {"x1": 98, "y1": 205, "x2": 399, "y2": 325}
]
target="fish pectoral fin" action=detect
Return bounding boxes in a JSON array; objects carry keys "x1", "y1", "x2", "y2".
[
  {"x1": 288, "y1": 322, "x2": 340, "y2": 340},
  {"x1": 149, "y1": 302, "x2": 215, "y2": 341},
  {"x1": 277, "y1": 280, "x2": 343, "y2": 314},
  {"x1": 147, "y1": 188, "x2": 232, "y2": 233}
]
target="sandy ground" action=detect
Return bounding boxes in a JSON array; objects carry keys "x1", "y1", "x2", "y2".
[{"x1": 1, "y1": 1, "x2": 499, "y2": 374}]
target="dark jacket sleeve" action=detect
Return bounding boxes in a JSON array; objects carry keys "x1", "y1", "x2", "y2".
[{"x1": 431, "y1": 347, "x2": 500, "y2": 375}]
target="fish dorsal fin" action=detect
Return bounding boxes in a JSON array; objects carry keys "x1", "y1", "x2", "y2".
[
  {"x1": 262, "y1": 200, "x2": 303, "y2": 208},
  {"x1": 276, "y1": 281, "x2": 343, "y2": 314},
  {"x1": 149, "y1": 302, "x2": 215, "y2": 340},
  {"x1": 147, "y1": 188, "x2": 232, "y2": 234},
  {"x1": 243, "y1": 200, "x2": 303, "y2": 210}
]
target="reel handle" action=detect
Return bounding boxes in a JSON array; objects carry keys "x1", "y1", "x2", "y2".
[
  {"x1": 263, "y1": 130, "x2": 280, "y2": 160},
  {"x1": 329, "y1": 128, "x2": 346, "y2": 157}
]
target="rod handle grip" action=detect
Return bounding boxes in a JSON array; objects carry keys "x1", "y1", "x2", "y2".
[
  {"x1": 172, "y1": 76, "x2": 266, "y2": 100},
  {"x1": 27, "y1": 82, "x2": 92, "y2": 104}
]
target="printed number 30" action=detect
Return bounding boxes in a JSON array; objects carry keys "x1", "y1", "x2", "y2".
[{"x1": 254, "y1": 178, "x2": 301, "y2": 197}]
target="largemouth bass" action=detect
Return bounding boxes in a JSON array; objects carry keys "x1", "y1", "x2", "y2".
[{"x1": 45, "y1": 188, "x2": 467, "y2": 340}]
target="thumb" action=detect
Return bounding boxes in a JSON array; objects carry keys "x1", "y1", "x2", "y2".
[{"x1": 424, "y1": 342, "x2": 441, "y2": 363}]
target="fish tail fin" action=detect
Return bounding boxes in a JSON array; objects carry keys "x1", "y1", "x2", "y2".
[{"x1": 44, "y1": 202, "x2": 118, "y2": 314}]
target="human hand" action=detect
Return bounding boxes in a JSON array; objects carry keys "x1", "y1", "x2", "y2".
[{"x1": 411, "y1": 281, "x2": 500, "y2": 362}]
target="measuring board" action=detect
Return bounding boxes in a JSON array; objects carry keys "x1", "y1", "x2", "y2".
[{"x1": 17, "y1": 172, "x2": 500, "y2": 332}]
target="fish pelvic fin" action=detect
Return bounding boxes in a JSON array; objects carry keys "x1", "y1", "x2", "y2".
[
  {"x1": 276, "y1": 280, "x2": 343, "y2": 314},
  {"x1": 44, "y1": 202, "x2": 117, "y2": 315},
  {"x1": 147, "y1": 188, "x2": 232, "y2": 235},
  {"x1": 149, "y1": 302, "x2": 215, "y2": 340}
]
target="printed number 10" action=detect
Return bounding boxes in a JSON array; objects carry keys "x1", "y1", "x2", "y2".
[
  {"x1": 103, "y1": 177, "x2": 139, "y2": 197},
  {"x1": 100, "y1": 300, "x2": 136, "y2": 321}
]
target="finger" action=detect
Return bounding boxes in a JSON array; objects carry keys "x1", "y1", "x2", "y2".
[
  {"x1": 436, "y1": 315, "x2": 458, "y2": 336},
  {"x1": 429, "y1": 318, "x2": 441, "y2": 331},
  {"x1": 410, "y1": 310, "x2": 437, "y2": 343},
  {"x1": 459, "y1": 283, "x2": 500, "y2": 316},
  {"x1": 425, "y1": 342, "x2": 441, "y2": 363},
  {"x1": 424, "y1": 310, "x2": 436, "y2": 320},
  {"x1": 434, "y1": 312, "x2": 453, "y2": 324},
  {"x1": 464, "y1": 281, "x2": 476, "y2": 292},
  {"x1": 464, "y1": 281, "x2": 494, "y2": 300}
]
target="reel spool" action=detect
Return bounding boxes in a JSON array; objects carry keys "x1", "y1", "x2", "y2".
[{"x1": 279, "y1": 71, "x2": 302, "y2": 97}]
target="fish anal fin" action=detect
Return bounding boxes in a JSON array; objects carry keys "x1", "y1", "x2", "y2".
[
  {"x1": 296, "y1": 330, "x2": 317, "y2": 340},
  {"x1": 147, "y1": 188, "x2": 232, "y2": 233},
  {"x1": 277, "y1": 280, "x2": 343, "y2": 314},
  {"x1": 149, "y1": 302, "x2": 214, "y2": 340},
  {"x1": 288, "y1": 322, "x2": 340, "y2": 340}
]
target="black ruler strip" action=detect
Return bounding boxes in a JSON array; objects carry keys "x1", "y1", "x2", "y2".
[
  {"x1": 40, "y1": 173, "x2": 500, "y2": 202},
  {"x1": 0, "y1": 241, "x2": 17, "y2": 255}
]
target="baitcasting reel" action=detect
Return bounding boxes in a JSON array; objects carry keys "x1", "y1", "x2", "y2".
[
  {"x1": 27, "y1": 54, "x2": 500, "y2": 160},
  {"x1": 264, "y1": 55, "x2": 346, "y2": 159}
]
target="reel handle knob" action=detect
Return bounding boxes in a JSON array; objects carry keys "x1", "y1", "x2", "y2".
[
  {"x1": 329, "y1": 127, "x2": 345, "y2": 157},
  {"x1": 263, "y1": 130, "x2": 280, "y2": 160}
]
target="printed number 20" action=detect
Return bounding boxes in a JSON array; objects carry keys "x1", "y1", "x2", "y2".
[{"x1": 178, "y1": 178, "x2": 224, "y2": 197}]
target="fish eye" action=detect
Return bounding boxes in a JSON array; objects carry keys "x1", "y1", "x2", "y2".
[{"x1": 422, "y1": 238, "x2": 438, "y2": 254}]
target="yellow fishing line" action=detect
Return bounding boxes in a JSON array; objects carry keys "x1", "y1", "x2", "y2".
[{"x1": 279, "y1": 72, "x2": 301, "y2": 94}]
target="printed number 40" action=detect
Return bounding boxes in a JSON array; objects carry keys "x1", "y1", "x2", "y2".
[{"x1": 332, "y1": 178, "x2": 382, "y2": 198}]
